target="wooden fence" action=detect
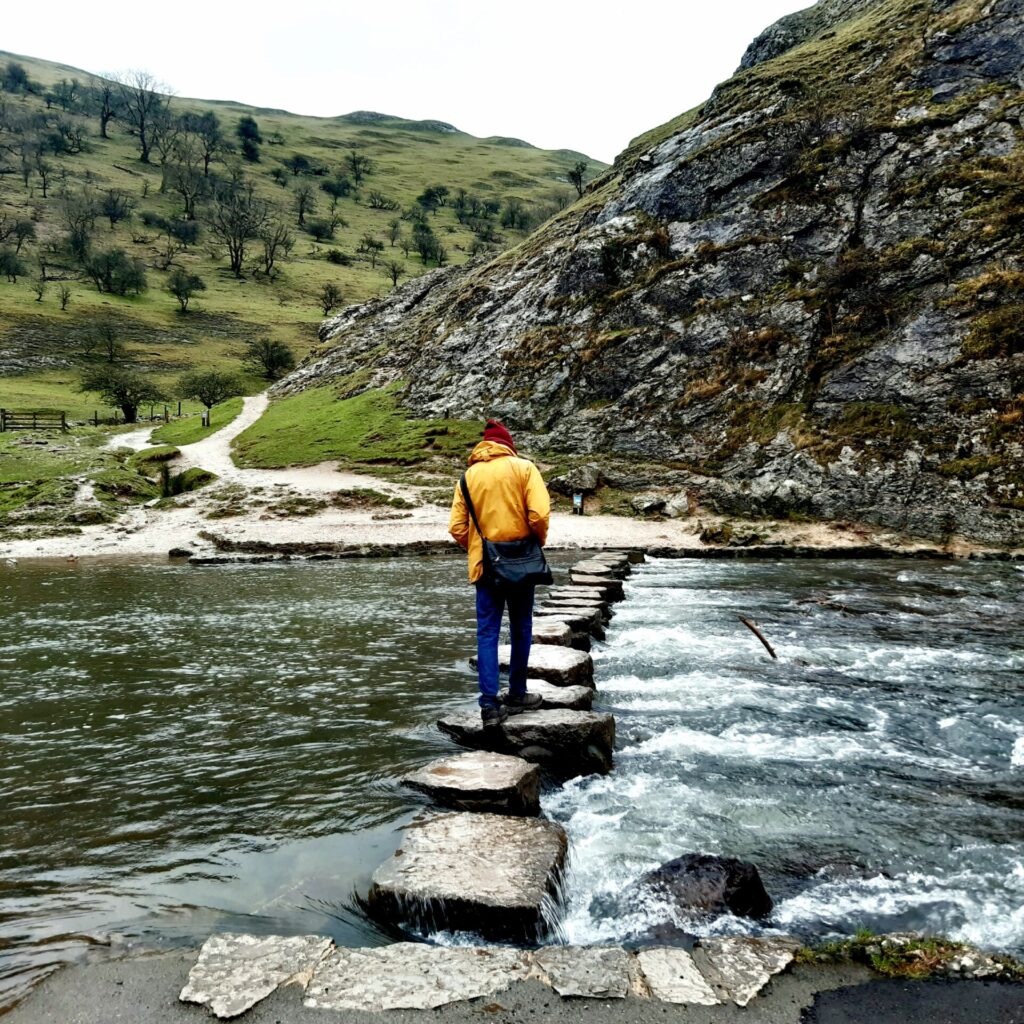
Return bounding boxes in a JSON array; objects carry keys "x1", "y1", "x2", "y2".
[{"x1": 0, "y1": 409, "x2": 67, "y2": 432}]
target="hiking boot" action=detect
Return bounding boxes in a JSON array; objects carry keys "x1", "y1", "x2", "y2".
[
  {"x1": 481, "y1": 704, "x2": 509, "y2": 728},
  {"x1": 503, "y1": 691, "x2": 543, "y2": 714}
]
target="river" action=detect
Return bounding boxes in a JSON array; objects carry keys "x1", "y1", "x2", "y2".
[{"x1": 1, "y1": 555, "x2": 1021, "y2": 1012}]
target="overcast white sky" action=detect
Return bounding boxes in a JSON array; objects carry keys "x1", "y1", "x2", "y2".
[{"x1": 4, "y1": 0, "x2": 810, "y2": 162}]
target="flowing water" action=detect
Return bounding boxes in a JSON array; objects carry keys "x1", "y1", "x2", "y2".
[{"x1": 1, "y1": 555, "x2": 1022, "y2": 1012}]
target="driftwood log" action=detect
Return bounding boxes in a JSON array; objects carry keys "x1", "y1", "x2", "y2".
[{"x1": 739, "y1": 617, "x2": 777, "y2": 660}]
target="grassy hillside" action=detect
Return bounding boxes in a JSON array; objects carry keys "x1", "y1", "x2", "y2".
[{"x1": 0, "y1": 50, "x2": 604, "y2": 421}]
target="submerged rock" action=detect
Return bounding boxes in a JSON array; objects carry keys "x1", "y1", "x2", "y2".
[
  {"x1": 179, "y1": 933, "x2": 333, "y2": 1019},
  {"x1": 401, "y1": 750, "x2": 540, "y2": 816},
  {"x1": 305, "y1": 943, "x2": 531, "y2": 1011},
  {"x1": 366, "y1": 812, "x2": 568, "y2": 941},
  {"x1": 635, "y1": 853, "x2": 773, "y2": 920},
  {"x1": 437, "y1": 708, "x2": 616, "y2": 776}
]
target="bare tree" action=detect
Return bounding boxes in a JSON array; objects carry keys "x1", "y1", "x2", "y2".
[
  {"x1": 180, "y1": 110, "x2": 226, "y2": 176},
  {"x1": 36, "y1": 160, "x2": 56, "y2": 198},
  {"x1": 208, "y1": 178, "x2": 269, "y2": 276},
  {"x1": 88, "y1": 75, "x2": 119, "y2": 138},
  {"x1": 382, "y1": 259, "x2": 404, "y2": 288},
  {"x1": 258, "y1": 220, "x2": 294, "y2": 277},
  {"x1": 167, "y1": 137, "x2": 205, "y2": 219},
  {"x1": 319, "y1": 281, "x2": 343, "y2": 314},
  {"x1": 100, "y1": 189, "x2": 134, "y2": 227},
  {"x1": 112, "y1": 70, "x2": 170, "y2": 164},
  {"x1": 345, "y1": 149, "x2": 373, "y2": 184},
  {"x1": 387, "y1": 218, "x2": 402, "y2": 247},
  {"x1": 58, "y1": 283, "x2": 72, "y2": 310},
  {"x1": 293, "y1": 182, "x2": 317, "y2": 227}
]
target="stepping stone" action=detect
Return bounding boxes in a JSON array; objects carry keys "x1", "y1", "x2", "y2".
[
  {"x1": 437, "y1": 709, "x2": 615, "y2": 776},
  {"x1": 532, "y1": 946, "x2": 634, "y2": 999},
  {"x1": 402, "y1": 750, "x2": 540, "y2": 816},
  {"x1": 180, "y1": 933, "x2": 334, "y2": 1019},
  {"x1": 533, "y1": 608, "x2": 605, "y2": 641},
  {"x1": 471, "y1": 644, "x2": 593, "y2": 687},
  {"x1": 543, "y1": 597, "x2": 611, "y2": 622},
  {"x1": 505, "y1": 680, "x2": 593, "y2": 711},
  {"x1": 548, "y1": 587, "x2": 612, "y2": 605},
  {"x1": 366, "y1": 812, "x2": 568, "y2": 942},
  {"x1": 694, "y1": 936, "x2": 799, "y2": 1007},
  {"x1": 530, "y1": 619, "x2": 573, "y2": 646},
  {"x1": 574, "y1": 559, "x2": 629, "y2": 579},
  {"x1": 636, "y1": 947, "x2": 720, "y2": 1005},
  {"x1": 569, "y1": 574, "x2": 626, "y2": 600},
  {"x1": 305, "y1": 943, "x2": 531, "y2": 1011},
  {"x1": 624, "y1": 550, "x2": 646, "y2": 564}
]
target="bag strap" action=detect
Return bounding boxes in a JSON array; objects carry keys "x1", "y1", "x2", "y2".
[{"x1": 459, "y1": 473, "x2": 488, "y2": 542}]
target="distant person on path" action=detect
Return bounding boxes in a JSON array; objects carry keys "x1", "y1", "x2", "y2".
[{"x1": 450, "y1": 419, "x2": 551, "y2": 727}]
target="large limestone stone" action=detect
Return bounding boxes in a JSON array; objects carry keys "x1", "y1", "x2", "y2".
[
  {"x1": 530, "y1": 619, "x2": 573, "y2": 646},
  {"x1": 507, "y1": 680, "x2": 593, "y2": 711},
  {"x1": 573, "y1": 559, "x2": 629, "y2": 579},
  {"x1": 542, "y1": 598, "x2": 611, "y2": 623},
  {"x1": 305, "y1": 944, "x2": 532, "y2": 1011},
  {"x1": 568, "y1": 574, "x2": 626, "y2": 601},
  {"x1": 179, "y1": 933, "x2": 333, "y2": 1019},
  {"x1": 532, "y1": 946, "x2": 634, "y2": 998},
  {"x1": 636, "y1": 947, "x2": 720, "y2": 1005},
  {"x1": 534, "y1": 606, "x2": 606, "y2": 637},
  {"x1": 366, "y1": 813, "x2": 568, "y2": 941},
  {"x1": 471, "y1": 644, "x2": 593, "y2": 687},
  {"x1": 438, "y1": 709, "x2": 615, "y2": 776},
  {"x1": 402, "y1": 750, "x2": 540, "y2": 816},
  {"x1": 695, "y1": 936, "x2": 799, "y2": 1007}
]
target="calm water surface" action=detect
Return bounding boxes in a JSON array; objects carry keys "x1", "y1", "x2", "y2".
[{"x1": 1, "y1": 555, "x2": 1022, "y2": 1011}]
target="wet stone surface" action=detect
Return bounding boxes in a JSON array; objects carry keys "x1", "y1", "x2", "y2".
[
  {"x1": 401, "y1": 750, "x2": 541, "y2": 816},
  {"x1": 366, "y1": 812, "x2": 569, "y2": 941},
  {"x1": 531, "y1": 945, "x2": 634, "y2": 999},
  {"x1": 470, "y1": 644, "x2": 594, "y2": 687}
]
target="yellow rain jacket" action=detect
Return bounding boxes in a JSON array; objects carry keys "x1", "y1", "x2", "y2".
[{"x1": 449, "y1": 441, "x2": 550, "y2": 583}]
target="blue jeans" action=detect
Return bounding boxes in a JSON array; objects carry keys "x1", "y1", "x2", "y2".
[{"x1": 475, "y1": 581, "x2": 535, "y2": 708}]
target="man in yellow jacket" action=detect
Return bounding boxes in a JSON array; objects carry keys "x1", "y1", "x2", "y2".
[{"x1": 449, "y1": 419, "x2": 551, "y2": 727}]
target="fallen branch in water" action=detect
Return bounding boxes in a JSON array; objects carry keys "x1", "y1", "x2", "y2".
[{"x1": 739, "y1": 617, "x2": 777, "y2": 660}]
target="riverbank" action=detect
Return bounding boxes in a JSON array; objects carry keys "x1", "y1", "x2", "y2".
[{"x1": 6, "y1": 948, "x2": 1022, "y2": 1024}]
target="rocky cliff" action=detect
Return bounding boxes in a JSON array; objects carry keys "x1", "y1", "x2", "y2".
[{"x1": 278, "y1": 0, "x2": 1024, "y2": 546}]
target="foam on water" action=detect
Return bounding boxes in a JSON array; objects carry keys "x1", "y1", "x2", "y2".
[{"x1": 541, "y1": 558, "x2": 1024, "y2": 954}]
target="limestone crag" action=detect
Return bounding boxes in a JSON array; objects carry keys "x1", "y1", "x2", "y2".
[{"x1": 279, "y1": 0, "x2": 1024, "y2": 548}]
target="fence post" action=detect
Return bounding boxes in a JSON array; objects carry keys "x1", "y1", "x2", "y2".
[
  {"x1": 94, "y1": 410, "x2": 98, "y2": 427},
  {"x1": 177, "y1": 401, "x2": 181, "y2": 417},
  {"x1": 1, "y1": 409, "x2": 5, "y2": 432},
  {"x1": 61, "y1": 412, "x2": 67, "y2": 433}
]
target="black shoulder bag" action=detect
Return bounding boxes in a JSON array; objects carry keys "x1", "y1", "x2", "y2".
[{"x1": 459, "y1": 473, "x2": 553, "y2": 588}]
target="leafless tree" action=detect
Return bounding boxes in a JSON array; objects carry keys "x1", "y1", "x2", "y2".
[
  {"x1": 382, "y1": 259, "x2": 404, "y2": 288},
  {"x1": 208, "y1": 178, "x2": 269, "y2": 276},
  {"x1": 88, "y1": 75, "x2": 119, "y2": 138},
  {"x1": 112, "y1": 70, "x2": 170, "y2": 164},
  {"x1": 258, "y1": 220, "x2": 294, "y2": 277},
  {"x1": 293, "y1": 182, "x2": 317, "y2": 227}
]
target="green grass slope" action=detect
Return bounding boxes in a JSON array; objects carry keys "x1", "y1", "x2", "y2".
[{"x1": 0, "y1": 50, "x2": 605, "y2": 419}]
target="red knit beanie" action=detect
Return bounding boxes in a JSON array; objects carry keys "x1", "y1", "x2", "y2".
[{"x1": 483, "y1": 418, "x2": 517, "y2": 452}]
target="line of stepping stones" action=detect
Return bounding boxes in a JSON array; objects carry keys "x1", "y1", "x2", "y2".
[{"x1": 180, "y1": 551, "x2": 799, "y2": 1017}]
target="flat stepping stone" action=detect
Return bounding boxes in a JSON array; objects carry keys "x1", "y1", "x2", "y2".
[
  {"x1": 471, "y1": 644, "x2": 593, "y2": 687},
  {"x1": 180, "y1": 933, "x2": 333, "y2": 1019},
  {"x1": 504, "y1": 680, "x2": 593, "y2": 711},
  {"x1": 573, "y1": 560, "x2": 629, "y2": 579},
  {"x1": 437, "y1": 709, "x2": 615, "y2": 776},
  {"x1": 532, "y1": 946, "x2": 634, "y2": 998},
  {"x1": 305, "y1": 943, "x2": 531, "y2": 1011},
  {"x1": 695, "y1": 936, "x2": 799, "y2": 1007},
  {"x1": 547, "y1": 587, "x2": 611, "y2": 604},
  {"x1": 636, "y1": 947, "x2": 720, "y2": 1005},
  {"x1": 542, "y1": 598, "x2": 611, "y2": 622},
  {"x1": 569, "y1": 574, "x2": 625, "y2": 600},
  {"x1": 402, "y1": 750, "x2": 540, "y2": 815},
  {"x1": 532, "y1": 608, "x2": 605, "y2": 641},
  {"x1": 530, "y1": 619, "x2": 573, "y2": 646},
  {"x1": 366, "y1": 812, "x2": 568, "y2": 941}
]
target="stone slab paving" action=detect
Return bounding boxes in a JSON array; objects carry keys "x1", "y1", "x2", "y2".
[
  {"x1": 401, "y1": 751, "x2": 541, "y2": 816},
  {"x1": 366, "y1": 812, "x2": 568, "y2": 941},
  {"x1": 179, "y1": 933, "x2": 333, "y2": 1019},
  {"x1": 635, "y1": 947, "x2": 721, "y2": 1005},
  {"x1": 470, "y1": 644, "x2": 594, "y2": 687},
  {"x1": 531, "y1": 945, "x2": 634, "y2": 998},
  {"x1": 180, "y1": 937, "x2": 798, "y2": 1016},
  {"x1": 696, "y1": 936, "x2": 800, "y2": 1007},
  {"x1": 304, "y1": 944, "x2": 531, "y2": 1011},
  {"x1": 437, "y1": 709, "x2": 615, "y2": 775}
]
